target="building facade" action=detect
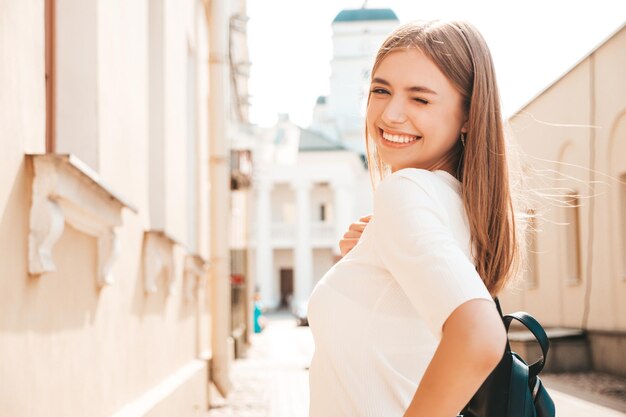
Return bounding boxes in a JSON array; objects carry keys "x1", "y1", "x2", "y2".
[
  {"x1": 251, "y1": 8, "x2": 398, "y2": 314},
  {"x1": 0, "y1": 0, "x2": 249, "y2": 415},
  {"x1": 312, "y1": 8, "x2": 399, "y2": 151},
  {"x1": 250, "y1": 115, "x2": 369, "y2": 312},
  {"x1": 501, "y1": 23, "x2": 626, "y2": 377},
  {"x1": 227, "y1": 0, "x2": 255, "y2": 359}
]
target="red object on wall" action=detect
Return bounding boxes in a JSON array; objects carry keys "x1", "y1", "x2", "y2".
[{"x1": 230, "y1": 273, "x2": 245, "y2": 285}]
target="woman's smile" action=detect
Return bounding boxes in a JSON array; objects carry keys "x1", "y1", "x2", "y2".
[{"x1": 379, "y1": 128, "x2": 422, "y2": 148}]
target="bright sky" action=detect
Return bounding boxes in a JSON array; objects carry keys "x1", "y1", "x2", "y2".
[{"x1": 247, "y1": 0, "x2": 625, "y2": 128}]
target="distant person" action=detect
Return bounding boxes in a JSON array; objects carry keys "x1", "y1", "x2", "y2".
[
  {"x1": 307, "y1": 20, "x2": 520, "y2": 416},
  {"x1": 253, "y1": 293, "x2": 266, "y2": 334}
]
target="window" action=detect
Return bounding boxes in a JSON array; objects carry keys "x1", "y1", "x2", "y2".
[
  {"x1": 525, "y1": 210, "x2": 539, "y2": 289},
  {"x1": 186, "y1": 46, "x2": 198, "y2": 252},
  {"x1": 564, "y1": 193, "x2": 582, "y2": 285},
  {"x1": 320, "y1": 204, "x2": 326, "y2": 222},
  {"x1": 45, "y1": 0, "x2": 55, "y2": 153},
  {"x1": 148, "y1": 0, "x2": 166, "y2": 232},
  {"x1": 621, "y1": 174, "x2": 626, "y2": 279},
  {"x1": 54, "y1": 0, "x2": 99, "y2": 169}
]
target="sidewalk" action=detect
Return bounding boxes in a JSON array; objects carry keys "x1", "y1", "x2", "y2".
[
  {"x1": 206, "y1": 310, "x2": 626, "y2": 417},
  {"x1": 206, "y1": 310, "x2": 313, "y2": 417},
  {"x1": 542, "y1": 372, "x2": 626, "y2": 416}
]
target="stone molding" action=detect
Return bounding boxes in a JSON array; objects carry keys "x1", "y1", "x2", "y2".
[
  {"x1": 27, "y1": 154, "x2": 135, "y2": 286},
  {"x1": 143, "y1": 230, "x2": 180, "y2": 294},
  {"x1": 183, "y1": 254, "x2": 209, "y2": 300}
]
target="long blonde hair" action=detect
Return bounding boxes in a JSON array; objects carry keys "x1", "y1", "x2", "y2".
[{"x1": 366, "y1": 20, "x2": 519, "y2": 296}]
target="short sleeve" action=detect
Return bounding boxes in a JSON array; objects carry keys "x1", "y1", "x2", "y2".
[{"x1": 372, "y1": 171, "x2": 493, "y2": 340}]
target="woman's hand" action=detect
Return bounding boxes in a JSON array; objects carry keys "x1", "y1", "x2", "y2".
[{"x1": 338, "y1": 214, "x2": 372, "y2": 257}]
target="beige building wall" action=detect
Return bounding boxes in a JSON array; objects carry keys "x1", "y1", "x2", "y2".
[
  {"x1": 228, "y1": 0, "x2": 254, "y2": 343},
  {"x1": 0, "y1": 0, "x2": 230, "y2": 415},
  {"x1": 503, "y1": 24, "x2": 626, "y2": 375}
]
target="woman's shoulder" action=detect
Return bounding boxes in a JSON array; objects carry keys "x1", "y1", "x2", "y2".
[
  {"x1": 377, "y1": 168, "x2": 461, "y2": 200},
  {"x1": 374, "y1": 169, "x2": 443, "y2": 213}
]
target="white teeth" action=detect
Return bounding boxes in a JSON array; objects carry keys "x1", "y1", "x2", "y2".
[{"x1": 382, "y1": 131, "x2": 418, "y2": 144}]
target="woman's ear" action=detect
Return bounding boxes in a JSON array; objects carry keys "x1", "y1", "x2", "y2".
[{"x1": 461, "y1": 111, "x2": 469, "y2": 133}]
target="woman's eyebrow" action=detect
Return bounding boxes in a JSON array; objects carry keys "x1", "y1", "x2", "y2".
[{"x1": 372, "y1": 77, "x2": 438, "y2": 95}]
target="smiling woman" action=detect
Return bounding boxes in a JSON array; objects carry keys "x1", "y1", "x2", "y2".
[
  {"x1": 367, "y1": 48, "x2": 467, "y2": 173},
  {"x1": 307, "y1": 20, "x2": 523, "y2": 417}
]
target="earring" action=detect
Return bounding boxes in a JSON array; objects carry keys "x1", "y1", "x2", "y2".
[{"x1": 460, "y1": 133, "x2": 466, "y2": 147}]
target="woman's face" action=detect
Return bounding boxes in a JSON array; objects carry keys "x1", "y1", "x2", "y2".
[{"x1": 366, "y1": 48, "x2": 467, "y2": 174}]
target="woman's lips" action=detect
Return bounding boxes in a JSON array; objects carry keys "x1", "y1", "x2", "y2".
[{"x1": 380, "y1": 129, "x2": 421, "y2": 147}]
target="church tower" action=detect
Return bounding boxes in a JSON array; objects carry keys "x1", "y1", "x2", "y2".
[{"x1": 315, "y1": 8, "x2": 398, "y2": 152}]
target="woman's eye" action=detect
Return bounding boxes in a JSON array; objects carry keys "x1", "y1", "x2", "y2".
[
  {"x1": 413, "y1": 98, "x2": 428, "y2": 104},
  {"x1": 370, "y1": 88, "x2": 389, "y2": 95}
]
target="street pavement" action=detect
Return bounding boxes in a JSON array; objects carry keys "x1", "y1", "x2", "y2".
[
  {"x1": 206, "y1": 310, "x2": 625, "y2": 417},
  {"x1": 206, "y1": 310, "x2": 313, "y2": 417}
]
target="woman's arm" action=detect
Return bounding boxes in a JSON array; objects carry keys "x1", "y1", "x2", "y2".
[
  {"x1": 372, "y1": 171, "x2": 507, "y2": 416},
  {"x1": 403, "y1": 298, "x2": 507, "y2": 417}
]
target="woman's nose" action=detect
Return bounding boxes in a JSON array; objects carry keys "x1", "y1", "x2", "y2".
[{"x1": 381, "y1": 97, "x2": 407, "y2": 124}]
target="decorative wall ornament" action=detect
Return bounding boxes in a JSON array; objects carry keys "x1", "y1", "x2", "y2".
[
  {"x1": 183, "y1": 254, "x2": 209, "y2": 300},
  {"x1": 143, "y1": 231, "x2": 179, "y2": 294},
  {"x1": 27, "y1": 154, "x2": 135, "y2": 286}
]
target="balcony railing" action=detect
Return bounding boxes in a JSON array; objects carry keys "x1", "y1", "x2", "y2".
[
  {"x1": 250, "y1": 222, "x2": 336, "y2": 248},
  {"x1": 311, "y1": 223, "x2": 335, "y2": 240}
]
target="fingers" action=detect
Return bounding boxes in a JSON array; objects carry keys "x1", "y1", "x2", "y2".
[
  {"x1": 343, "y1": 230, "x2": 361, "y2": 239},
  {"x1": 348, "y1": 222, "x2": 367, "y2": 234},
  {"x1": 339, "y1": 238, "x2": 359, "y2": 257},
  {"x1": 338, "y1": 214, "x2": 373, "y2": 257}
]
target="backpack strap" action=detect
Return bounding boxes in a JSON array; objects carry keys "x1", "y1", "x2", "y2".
[
  {"x1": 503, "y1": 312, "x2": 550, "y2": 377},
  {"x1": 508, "y1": 352, "x2": 536, "y2": 414},
  {"x1": 494, "y1": 298, "x2": 550, "y2": 377},
  {"x1": 494, "y1": 297, "x2": 504, "y2": 317}
]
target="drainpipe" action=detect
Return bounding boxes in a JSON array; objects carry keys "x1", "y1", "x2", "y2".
[{"x1": 206, "y1": 0, "x2": 233, "y2": 397}]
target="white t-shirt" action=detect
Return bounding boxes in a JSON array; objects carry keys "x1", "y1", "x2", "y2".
[{"x1": 307, "y1": 168, "x2": 494, "y2": 417}]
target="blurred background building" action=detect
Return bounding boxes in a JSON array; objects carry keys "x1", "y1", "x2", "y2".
[
  {"x1": 0, "y1": 0, "x2": 254, "y2": 415},
  {"x1": 312, "y1": 7, "x2": 399, "y2": 151},
  {"x1": 249, "y1": 114, "x2": 366, "y2": 315},
  {"x1": 249, "y1": 8, "x2": 399, "y2": 315},
  {"x1": 501, "y1": 23, "x2": 626, "y2": 378}
]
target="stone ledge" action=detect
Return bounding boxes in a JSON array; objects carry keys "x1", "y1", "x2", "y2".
[
  {"x1": 183, "y1": 254, "x2": 209, "y2": 300},
  {"x1": 142, "y1": 230, "x2": 180, "y2": 294},
  {"x1": 142, "y1": 231, "x2": 209, "y2": 298},
  {"x1": 27, "y1": 153, "x2": 136, "y2": 286},
  {"x1": 509, "y1": 327, "x2": 590, "y2": 373},
  {"x1": 509, "y1": 327, "x2": 585, "y2": 342}
]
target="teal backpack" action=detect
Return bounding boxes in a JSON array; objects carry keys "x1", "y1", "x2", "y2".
[{"x1": 459, "y1": 298, "x2": 556, "y2": 417}]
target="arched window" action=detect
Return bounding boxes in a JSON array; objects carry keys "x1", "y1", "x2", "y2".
[
  {"x1": 564, "y1": 192, "x2": 582, "y2": 285},
  {"x1": 45, "y1": 0, "x2": 55, "y2": 153},
  {"x1": 621, "y1": 174, "x2": 626, "y2": 280},
  {"x1": 525, "y1": 209, "x2": 539, "y2": 289}
]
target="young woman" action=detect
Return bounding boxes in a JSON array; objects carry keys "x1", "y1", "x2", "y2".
[{"x1": 307, "y1": 20, "x2": 520, "y2": 417}]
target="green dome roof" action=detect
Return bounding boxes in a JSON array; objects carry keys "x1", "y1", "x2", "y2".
[{"x1": 332, "y1": 8, "x2": 398, "y2": 23}]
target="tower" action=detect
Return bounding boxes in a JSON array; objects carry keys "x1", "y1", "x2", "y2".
[{"x1": 326, "y1": 8, "x2": 399, "y2": 151}]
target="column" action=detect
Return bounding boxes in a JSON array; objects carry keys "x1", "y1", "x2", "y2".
[
  {"x1": 255, "y1": 178, "x2": 274, "y2": 308},
  {"x1": 332, "y1": 179, "x2": 354, "y2": 257},
  {"x1": 208, "y1": 0, "x2": 232, "y2": 396},
  {"x1": 293, "y1": 178, "x2": 313, "y2": 310}
]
